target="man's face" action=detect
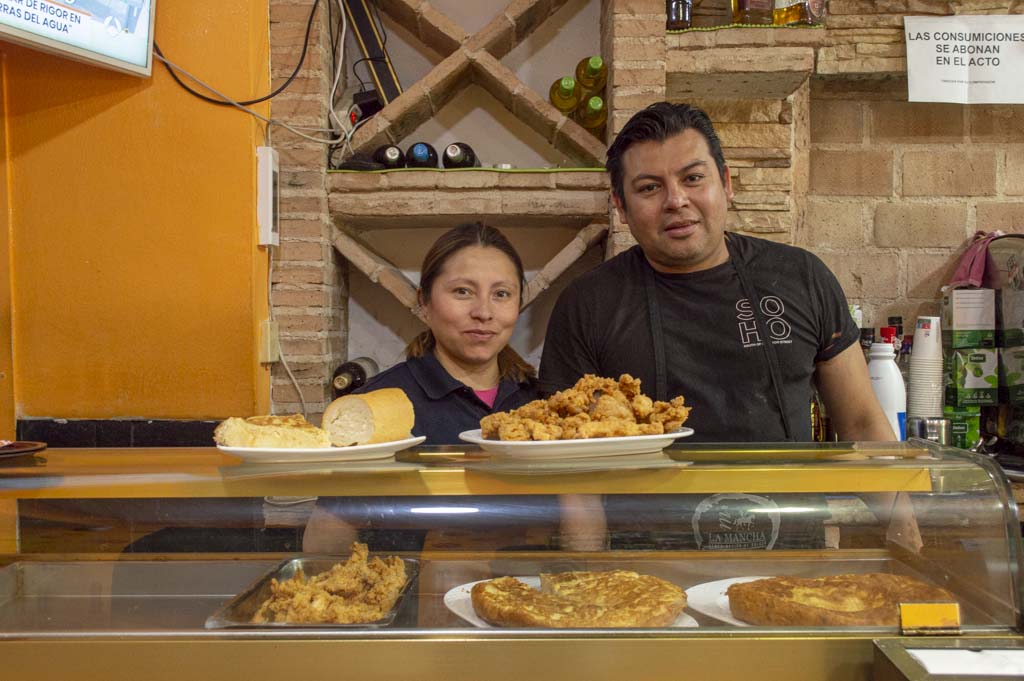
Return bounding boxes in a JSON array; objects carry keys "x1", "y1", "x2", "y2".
[{"x1": 613, "y1": 128, "x2": 733, "y2": 274}]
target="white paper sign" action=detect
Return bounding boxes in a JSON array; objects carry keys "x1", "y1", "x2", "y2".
[
  {"x1": 908, "y1": 648, "x2": 1024, "y2": 675},
  {"x1": 905, "y1": 15, "x2": 1024, "y2": 104}
]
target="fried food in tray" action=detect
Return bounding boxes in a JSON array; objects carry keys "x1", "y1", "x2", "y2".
[
  {"x1": 251, "y1": 543, "x2": 408, "y2": 624},
  {"x1": 726, "y1": 573, "x2": 956, "y2": 627},
  {"x1": 206, "y1": 543, "x2": 417, "y2": 628},
  {"x1": 471, "y1": 570, "x2": 686, "y2": 627},
  {"x1": 480, "y1": 374, "x2": 691, "y2": 441}
]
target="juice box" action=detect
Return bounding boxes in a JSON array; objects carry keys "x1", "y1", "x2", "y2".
[{"x1": 945, "y1": 348, "x2": 998, "y2": 406}]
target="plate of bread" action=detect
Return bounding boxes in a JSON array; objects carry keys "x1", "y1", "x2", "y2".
[
  {"x1": 445, "y1": 571, "x2": 698, "y2": 628},
  {"x1": 687, "y1": 573, "x2": 957, "y2": 627},
  {"x1": 215, "y1": 388, "x2": 425, "y2": 463}
]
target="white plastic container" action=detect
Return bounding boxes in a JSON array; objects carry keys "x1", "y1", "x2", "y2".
[{"x1": 867, "y1": 342, "x2": 907, "y2": 440}]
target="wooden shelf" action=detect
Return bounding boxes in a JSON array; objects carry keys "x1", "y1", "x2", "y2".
[{"x1": 328, "y1": 168, "x2": 609, "y2": 229}]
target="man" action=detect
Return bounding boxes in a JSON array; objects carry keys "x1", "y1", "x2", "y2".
[{"x1": 540, "y1": 102, "x2": 893, "y2": 443}]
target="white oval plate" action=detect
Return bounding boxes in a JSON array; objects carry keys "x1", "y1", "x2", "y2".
[
  {"x1": 217, "y1": 435, "x2": 426, "y2": 463},
  {"x1": 684, "y1": 576, "x2": 770, "y2": 626},
  {"x1": 458, "y1": 428, "x2": 693, "y2": 459},
  {"x1": 444, "y1": 577, "x2": 698, "y2": 628}
]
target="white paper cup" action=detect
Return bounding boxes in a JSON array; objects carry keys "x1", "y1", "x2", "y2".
[{"x1": 912, "y1": 316, "x2": 943, "y2": 360}]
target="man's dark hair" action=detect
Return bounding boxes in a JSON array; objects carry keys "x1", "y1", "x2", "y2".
[{"x1": 606, "y1": 102, "x2": 727, "y2": 207}]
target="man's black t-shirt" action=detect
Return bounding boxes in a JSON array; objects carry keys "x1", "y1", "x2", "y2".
[{"x1": 538, "y1": 233, "x2": 858, "y2": 442}]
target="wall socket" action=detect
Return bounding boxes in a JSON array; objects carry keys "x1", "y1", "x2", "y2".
[{"x1": 260, "y1": 319, "x2": 281, "y2": 363}]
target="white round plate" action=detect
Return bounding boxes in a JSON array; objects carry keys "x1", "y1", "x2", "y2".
[
  {"x1": 217, "y1": 435, "x2": 426, "y2": 463},
  {"x1": 684, "y1": 576, "x2": 770, "y2": 626},
  {"x1": 443, "y1": 577, "x2": 698, "y2": 628},
  {"x1": 458, "y1": 428, "x2": 694, "y2": 460}
]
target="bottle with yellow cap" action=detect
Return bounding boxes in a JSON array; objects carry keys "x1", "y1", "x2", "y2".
[
  {"x1": 549, "y1": 76, "x2": 581, "y2": 117},
  {"x1": 576, "y1": 95, "x2": 607, "y2": 140},
  {"x1": 574, "y1": 56, "x2": 607, "y2": 99}
]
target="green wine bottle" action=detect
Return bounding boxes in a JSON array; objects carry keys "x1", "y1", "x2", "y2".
[
  {"x1": 574, "y1": 56, "x2": 607, "y2": 98},
  {"x1": 576, "y1": 95, "x2": 607, "y2": 140},
  {"x1": 549, "y1": 77, "x2": 581, "y2": 117}
]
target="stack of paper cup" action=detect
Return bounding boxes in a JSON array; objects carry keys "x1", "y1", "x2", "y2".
[{"x1": 908, "y1": 316, "x2": 945, "y2": 418}]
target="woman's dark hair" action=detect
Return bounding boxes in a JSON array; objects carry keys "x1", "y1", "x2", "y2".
[
  {"x1": 606, "y1": 102, "x2": 727, "y2": 208},
  {"x1": 406, "y1": 222, "x2": 536, "y2": 382}
]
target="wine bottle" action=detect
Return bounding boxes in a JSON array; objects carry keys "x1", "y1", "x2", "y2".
[
  {"x1": 773, "y1": 0, "x2": 825, "y2": 25},
  {"x1": 442, "y1": 142, "x2": 481, "y2": 169},
  {"x1": 574, "y1": 56, "x2": 607, "y2": 97},
  {"x1": 405, "y1": 142, "x2": 439, "y2": 169},
  {"x1": 549, "y1": 77, "x2": 581, "y2": 117},
  {"x1": 576, "y1": 95, "x2": 607, "y2": 140},
  {"x1": 331, "y1": 357, "x2": 379, "y2": 399},
  {"x1": 732, "y1": 0, "x2": 773, "y2": 24},
  {"x1": 372, "y1": 144, "x2": 406, "y2": 169},
  {"x1": 666, "y1": 0, "x2": 693, "y2": 30}
]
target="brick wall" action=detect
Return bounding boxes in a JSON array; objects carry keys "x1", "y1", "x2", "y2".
[
  {"x1": 269, "y1": 0, "x2": 344, "y2": 419},
  {"x1": 805, "y1": 81, "x2": 1024, "y2": 326}
]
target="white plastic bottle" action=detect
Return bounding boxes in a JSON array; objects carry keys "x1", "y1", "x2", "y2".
[{"x1": 867, "y1": 342, "x2": 907, "y2": 440}]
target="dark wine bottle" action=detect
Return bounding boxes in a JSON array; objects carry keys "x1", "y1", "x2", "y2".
[
  {"x1": 405, "y1": 142, "x2": 439, "y2": 169},
  {"x1": 442, "y1": 142, "x2": 481, "y2": 169},
  {"x1": 666, "y1": 0, "x2": 692, "y2": 30},
  {"x1": 331, "y1": 357, "x2": 379, "y2": 399},
  {"x1": 372, "y1": 144, "x2": 406, "y2": 169}
]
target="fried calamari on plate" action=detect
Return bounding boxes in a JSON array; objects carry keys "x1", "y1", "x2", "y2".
[{"x1": 479, "y1": 374, "x2": 690, "y2": 441}]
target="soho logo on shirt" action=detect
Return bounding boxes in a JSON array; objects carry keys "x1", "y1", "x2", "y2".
[{"x1": 735, "y1": 296, "x2": 793, "y2": 348}]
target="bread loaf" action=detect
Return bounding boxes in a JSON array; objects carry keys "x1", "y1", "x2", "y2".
[
  {"x1": 213, "y1": 414, "x2": 331, "y2": 448},
  {"x1": 321, "y1": 388, "x2": 415, "y2": 446}
]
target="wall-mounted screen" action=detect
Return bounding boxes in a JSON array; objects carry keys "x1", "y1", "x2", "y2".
[{"x1": 0, "y1": 0, "x2": 155, "y2": 77}]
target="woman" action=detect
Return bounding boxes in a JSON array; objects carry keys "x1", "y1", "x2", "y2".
[
  {"x1": 355, "y1": 221, "x2": 538, "y2": 444},
  {"x1": 302, "y1": 223, "x2": 543, "y2": 553}
]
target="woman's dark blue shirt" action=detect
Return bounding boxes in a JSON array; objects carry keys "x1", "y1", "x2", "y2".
[{"x1": 354, "y1": 352, "x2": 538, "y2": 445}]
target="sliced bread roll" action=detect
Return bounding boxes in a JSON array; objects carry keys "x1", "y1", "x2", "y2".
[
  {"x1": 322, "y1": 388, "x2": 415, "y2": 446},
  {"x1": 214, "y1": 414, "x2": 331, "y2": 448}
]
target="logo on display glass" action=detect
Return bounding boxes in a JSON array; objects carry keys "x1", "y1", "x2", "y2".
[{"x1": 692, "y1": 493, "x2": 781, "y2": 550}]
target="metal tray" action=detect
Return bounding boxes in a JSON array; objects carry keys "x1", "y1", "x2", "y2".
[{"x1": 205, "y1": 556, "x2": 419, "y2": 629}]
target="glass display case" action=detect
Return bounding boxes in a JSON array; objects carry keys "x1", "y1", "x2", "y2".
[{"x1": 0, "y1": 439, "x2": 1021, "y2": 681}]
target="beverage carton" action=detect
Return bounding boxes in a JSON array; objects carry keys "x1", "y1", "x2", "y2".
[
  {"x1": 999, "y1": 345, "x2": 1024, "y2": 405},
  {"x1": 942, "y1": 405, "x2": 981, "y2": 450},
  {"x1": 945, "y1": 348, "x2": 998, "y2": 406},
  {"x1": 941, "y1": 288, "x2": 995, "y2": 348},
  {"x1": 997, "y1": 288, "x2": 1024, "y2": 347}
]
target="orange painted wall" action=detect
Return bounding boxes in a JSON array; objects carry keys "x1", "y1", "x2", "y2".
[
  {"x1": 0, "y1": 55, "x2": 12, "y2": 437},
  {"x1": 0, "y1": 3, "x2": 271, "y2": 422}
]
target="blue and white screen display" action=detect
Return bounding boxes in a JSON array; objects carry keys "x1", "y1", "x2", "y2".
[{"x1": 0, "y1": 0, "x2": 154, "y2": 74}]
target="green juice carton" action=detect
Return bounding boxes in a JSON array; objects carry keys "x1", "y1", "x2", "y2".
[
  {"x1": 997, "y1": 288, "x2": 1024, "y2": 347},
  {"x1": 942, "y1": 405, "x2": 981, "y2": 450},
  {"x1": 945, "y1": 348, "x2": 999, "y2": 406},
  {"x1": 941, "y1": 288, "x2": 995, "y2": 348},
  {"x1": 999, "y1": 345, "x2": 1024, "y2": 405}
]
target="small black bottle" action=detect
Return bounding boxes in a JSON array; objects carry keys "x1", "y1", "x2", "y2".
[
  {"x1": 442, "y1": 142, "x2": 481, "y2": 169},
  {"x1": 405, "y1": 142, "x2": 439, "y2": 169},
  {"x1": 372, "y1": 144, "x2": 406, "y2": 169},
  {"x1": 331, "y1": 357, "x2": 379, "y2": 399},
  {"x1": 666, "y1": 0, "x2": 692, "y2": 29}
]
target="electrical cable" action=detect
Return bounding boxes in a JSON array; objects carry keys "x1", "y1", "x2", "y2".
[
  {"x1": 266, "y1": 248, "x2": 309, "y2": 419},
  {"x1": 152, "y1": 0, "x2": 319, "y2": 107},
  {"x1": 327, "y1": 0, "x2": 350, "y2": 138},
  {"x1": 153, "y1": 50, "x2": 348, "y2": 145}
]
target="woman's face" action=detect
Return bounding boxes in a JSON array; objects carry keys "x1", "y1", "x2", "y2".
[{"x1": 422, "y1": 245, "x2": 521, "y2": 374}]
